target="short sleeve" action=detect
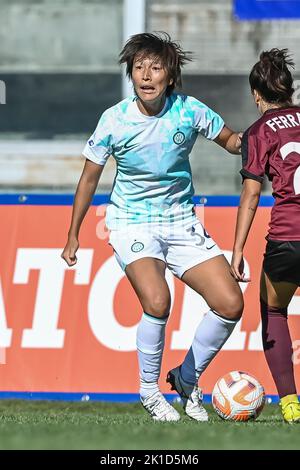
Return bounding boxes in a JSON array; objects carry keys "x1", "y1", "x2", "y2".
[
  {"x1": 82, "y1": 109, "x2": 114, "y2": 165},
  {"x1": 189, "y1": 98, "x2": 225, "y2": 140},
  {"x1": 240, "y1": 128, "x2": 268, "y2": 183}
]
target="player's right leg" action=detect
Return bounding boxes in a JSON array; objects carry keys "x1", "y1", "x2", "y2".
[
  {"x1": 109, "y1": 227, "x2": 179, "y2": 421},
  {"x1": 125, "y1": 257, "x2": 180, "y2": 421},
  {"x1": 260, "y1": 270, "x2": 300, "y2": 423}
]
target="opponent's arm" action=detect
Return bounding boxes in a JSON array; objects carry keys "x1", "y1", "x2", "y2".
[
  {"x1": 214, "y1": 126, "x2": 243, "y2": 155},
  {"x1": 231, "y1": 178, "x2": 262, "y2": 281},
  {"x1": 61, "y1": 159, "x2": 104, "y2": 266}
]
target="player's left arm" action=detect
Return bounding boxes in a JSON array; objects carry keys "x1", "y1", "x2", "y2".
[
  {"x1": 231, "y1": 178, "x2": 262, "y2": 282},
  {"x1": 214, "y1": 126, "x2": 243, "y2": 155}
]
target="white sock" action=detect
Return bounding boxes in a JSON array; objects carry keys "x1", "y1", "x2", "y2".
[
  {"x1": 180, "y1": 309, "x2": 238, "y2": 384},
  {"x1": 137, "y1": 312, "x2": 168, "y2": 400}
]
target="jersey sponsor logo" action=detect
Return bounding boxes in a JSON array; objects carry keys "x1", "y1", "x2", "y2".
[
  {"x1": 131, "y1": 241, "x2": 144, "y2": 253},
  {"x1": 173, "y1": 131, "x2": 186, "y2": 145},
  {"x1": 88, "y1": 139, "x2": 94, "y2": 147}
]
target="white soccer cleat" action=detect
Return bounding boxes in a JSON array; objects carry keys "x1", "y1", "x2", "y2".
[
  {"x1": 141, "y1": 391, "x2": 181, "y2": 422},
  {"x1": 167, "y1": 366, "x2": 209, "y2": 422}
]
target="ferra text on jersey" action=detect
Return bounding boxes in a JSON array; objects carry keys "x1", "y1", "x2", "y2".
[{"x1": 266, "y1": 112, "x2": 300, "y2": 132}]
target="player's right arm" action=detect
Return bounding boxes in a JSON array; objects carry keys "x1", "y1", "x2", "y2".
[{"x1": 61, "y1": 158, "x2": 104, "y2": 266}]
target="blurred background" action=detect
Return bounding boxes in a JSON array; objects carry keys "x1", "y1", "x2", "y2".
[{"x1": 0, "y1": 0, "x2": 300, "y2": 195}]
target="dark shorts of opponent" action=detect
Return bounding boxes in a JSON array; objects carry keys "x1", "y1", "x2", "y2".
[{"x1": 263, "y1": 239, "x2": 300, "y2": 285}]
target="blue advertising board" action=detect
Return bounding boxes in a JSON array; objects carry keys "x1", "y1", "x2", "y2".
[{"x1": 234, "y1": 0, "x2": 300, "y2": 20}]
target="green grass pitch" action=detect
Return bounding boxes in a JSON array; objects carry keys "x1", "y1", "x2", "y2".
[{"x1": 0, "y1": 400, "x2": 299, "y2": 450}]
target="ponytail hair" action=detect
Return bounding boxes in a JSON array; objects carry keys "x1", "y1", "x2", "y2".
[{"x1": 249, "y1": 48, "x2": 295, "y2": 105}]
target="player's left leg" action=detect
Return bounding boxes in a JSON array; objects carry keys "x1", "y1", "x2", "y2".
[
  {"x1": 167, "y1": 254, "x2": 243, "y2": 421},
  {"x1": 180, "y1": 254, "x2": 243, "y2": 379},
  {"x1": 260, "y1": 271, "x2": 300, "y2": 423}
]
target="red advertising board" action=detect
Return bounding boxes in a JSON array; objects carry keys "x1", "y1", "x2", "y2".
[{"x1": 1, "y1": 201, "x2": 299, "y2": 397}]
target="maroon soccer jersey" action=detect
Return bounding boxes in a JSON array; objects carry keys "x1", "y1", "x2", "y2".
[{"x1": 241, "y1": 106, "x2": 300, "y2": 241}]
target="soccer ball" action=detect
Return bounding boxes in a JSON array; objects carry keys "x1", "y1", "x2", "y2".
[{"x1": 212, "y1": 371, "x2": 265, "y2": 422}]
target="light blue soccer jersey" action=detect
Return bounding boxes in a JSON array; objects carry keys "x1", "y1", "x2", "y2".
[{"x1": 82, "y1": 93, "x2": 224, "y2": 230}]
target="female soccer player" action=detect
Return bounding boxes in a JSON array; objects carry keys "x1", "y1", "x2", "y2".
[
  {"x1": 231, "y1": 48, "x2": 300, "y2": 423},
  {"x1": 62, "y1": 32, "x2": 243, "y2": 422}
]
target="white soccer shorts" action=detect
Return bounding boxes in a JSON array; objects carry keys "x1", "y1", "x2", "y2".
[{"x1": 108, "y1": 220, "x2": 222, "y2": 278}]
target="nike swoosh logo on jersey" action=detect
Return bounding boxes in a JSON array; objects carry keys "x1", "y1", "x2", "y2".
[
  {"x1": 206, "y1": 244, "x2": 216, "y2": 250},
  {"x1": 123, "y1": 132, "x2": 144, "y2": 150},
  {"x1": 123, "y1": 142, "x2": 140, "y2": 150}
]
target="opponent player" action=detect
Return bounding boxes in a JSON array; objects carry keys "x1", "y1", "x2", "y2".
[
  {"x1": 62, "y1": 32, "x2": 243, "y2": 422},
  {"x1": 231, "y1": 48, "x2": 300, "y2": 423}
]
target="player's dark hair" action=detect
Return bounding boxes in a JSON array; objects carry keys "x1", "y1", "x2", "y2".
[
  {"x1": 119, "y1": 32, "x2": 192, "y2": 96},
  {"x1": 249, "y1": 48, "x2": 295, "y2": 105}
]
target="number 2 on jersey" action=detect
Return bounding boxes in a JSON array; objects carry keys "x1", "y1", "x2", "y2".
[{"x1": 280, "y1": 142, "x2": 300, "y2": 195}]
